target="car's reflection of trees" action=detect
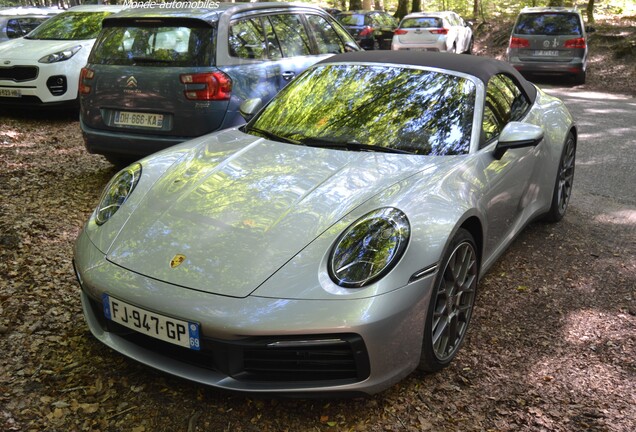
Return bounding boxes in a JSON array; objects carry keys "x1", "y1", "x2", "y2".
[{"x1": 254, "y1": 64, "x2": 476, "y2": 156}]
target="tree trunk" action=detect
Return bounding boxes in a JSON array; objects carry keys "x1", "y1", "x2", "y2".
[
  {"x1": 587, "y1": 0, "x2": 595, "y2": 24},
  {"x1": 350, "y1": 0, "x2": 363, "y2": 11},
  {"x1": 394, "y1": 0, "x2": 409, "y2": 20},
  {"x1": 412, "y1": 0, "x2": 421, "y2": 13},
  {"x1": 473, "y1": 0, "x2": 480, "y2": 19}
]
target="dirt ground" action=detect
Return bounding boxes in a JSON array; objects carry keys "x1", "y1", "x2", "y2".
[{"x1": 0, "y1": 16, "x2": 634, "y2": 432}]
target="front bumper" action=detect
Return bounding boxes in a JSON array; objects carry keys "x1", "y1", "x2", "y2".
[
  {"x1": 80, "y1": 117, "x2": 188, "y2": 158},
  {"x1": 507, "y1": 57, "x2": 586, "y2": 76},
  {"x1": 0, "y1": 59, "x2": 81, "y2": 105},
  {"x1": 74, "y1": 229, "x2": 435, "y2": 395}
]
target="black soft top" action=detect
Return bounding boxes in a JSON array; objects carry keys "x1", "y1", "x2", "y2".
[{"x1": 319, "y1": 51, "x2": 537, "y2": 103}]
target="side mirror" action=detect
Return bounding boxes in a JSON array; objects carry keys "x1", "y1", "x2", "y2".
[
  {"x1": 493, "y1": 122, "x2": 544, "y2": 159},
  {"x1": 239, "y1": 98, "x2": 263, "y2": 121}
]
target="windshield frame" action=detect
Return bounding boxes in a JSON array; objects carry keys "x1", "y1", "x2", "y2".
[{"x1": 246, "y1": 61, "x2": 484, "y2": 156}]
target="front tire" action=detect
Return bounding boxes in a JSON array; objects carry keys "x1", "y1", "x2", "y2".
[
  {"x1": 419, "y1": 228, "x2": 479, "y2": 372},
  {"x1": 544, "y1": 132, "x2": 576, "y2": 222}
]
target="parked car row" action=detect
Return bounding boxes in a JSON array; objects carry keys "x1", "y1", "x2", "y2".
[{"x1": 0, "y1": 5, "x2": 593, "y2": 133}]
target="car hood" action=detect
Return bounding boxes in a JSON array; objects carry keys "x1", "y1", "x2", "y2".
[
  {"x1": 105, "y1": 130, "x2": 445, "y2": 298},
  {"x1": 0, "y1": 37, "x2": 92, "y2": 60}
]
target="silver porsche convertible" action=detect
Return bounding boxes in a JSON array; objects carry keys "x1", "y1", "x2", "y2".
[{"x1": 74, "y1": 51, "x2": 576, "y2": 396}]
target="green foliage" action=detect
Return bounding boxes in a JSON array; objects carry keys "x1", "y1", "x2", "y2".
[{"x1": 321, "y1": 0, "x2": 635, "y2": 20}]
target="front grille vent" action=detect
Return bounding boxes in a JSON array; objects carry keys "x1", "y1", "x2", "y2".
[
  {"x1": 0, "y1": 66, "x2": 38, "y2": 82},
  {"x1": 47, "y1": 75, "x2": 67, "y2": 96}
]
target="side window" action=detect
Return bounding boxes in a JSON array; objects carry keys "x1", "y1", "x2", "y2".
[
  {"x1": 369, "y1": 14, "x2": 381, "y2": 27},
  {"x1": 482, "y1": 74, "x2": 530, "y2": 144},
  {"x1": 262, "y1": 16, "x2": 283, "y2": 60},
  {"x1": 6, "y1": 19, "x2": 23, "y2": 38},
  {"x1": 269, "y1": 14, "x2": 312, "y2": 57},
  {"x1": 306, "y1": 15, "x2": 345, "y2": 54},
  {"x1": 229, "y1": 17, "x2": 266, "y2": 59}
]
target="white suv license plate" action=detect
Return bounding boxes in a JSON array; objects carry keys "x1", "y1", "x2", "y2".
[
  {"x1": 114, "y1": 111, "x2": 164, "y2": 128},
  {"x1": 0, "y1": 88, "x2": 21, "y2": 98},
  {"x1": 103, "y1": 294, "x2": 200, "y2": 350}
]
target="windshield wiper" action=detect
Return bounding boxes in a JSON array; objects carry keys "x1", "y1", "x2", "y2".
[
  {"x1": 298, "y1": 137, "x2": 413, "y2": 154},
  {"x1": 246, "y1": 126, "x2": 299, "y2": 144}
]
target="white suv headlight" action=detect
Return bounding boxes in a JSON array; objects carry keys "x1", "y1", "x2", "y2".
[{"x1": 38, "y1": 45, "x2": 82, "y2": 64}]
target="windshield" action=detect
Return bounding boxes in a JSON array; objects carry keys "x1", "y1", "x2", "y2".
[
  {"x1": 26, "y1": 11, "x2": 112, "y2": 40},
  {"x1": 248, "y1": 64, "x2": 475, "y2": 156},
  {"x1": 514, "y1": 13, "x2": 582, "y2": 36},
  {"x1": 90, "y1": 23, "x2": 214, "y2": 67}
]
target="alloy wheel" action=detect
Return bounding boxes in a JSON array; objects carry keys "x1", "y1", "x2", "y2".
[{"x1": 431, "y1": 241, "x2": 478, "y2": 361}]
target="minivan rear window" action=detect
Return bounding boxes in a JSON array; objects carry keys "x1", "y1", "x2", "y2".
[
  {"x1": 514, "y1": 13, "x2": 582, "y2": 36},
  {"x1": 90, "y1": 22, "x2": 214, "y2": 67}
]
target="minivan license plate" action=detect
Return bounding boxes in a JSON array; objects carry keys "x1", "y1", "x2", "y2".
[
  {"x1": 114, "y1": 111, "x2": 164, "y2": 128},
  {"x1": 103, "y1": 294, "x2": 200, "y2": 350}
]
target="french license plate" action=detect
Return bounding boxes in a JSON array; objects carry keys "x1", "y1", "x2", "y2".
[
  {"x1": 114, "y1": 111, "x2": 164, "y2": 128},
  {"x1": 103, "y1": 294, "x2": 200, "y2": 350},
  {"x1": 0, "y1": 88, "x2": 21, "y2": 98},
  {"x1": 533, "y1": 50, "x2": 559, "y2": 57}
]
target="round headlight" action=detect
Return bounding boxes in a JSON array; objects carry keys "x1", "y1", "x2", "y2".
[
  {"x1": 95, "y1": 163, "x2": 142, "y2": 226},
  {"x1": 329, "y1": 208, "x2": 410, "y2": 288}
]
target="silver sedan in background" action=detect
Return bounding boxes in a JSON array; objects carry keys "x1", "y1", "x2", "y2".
[{"x1": 74, "y1": 51, "x2": 576, "y2": 396}]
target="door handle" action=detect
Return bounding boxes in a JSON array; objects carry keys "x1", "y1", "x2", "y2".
[{"x1": 282, "y1": 71, "x2": 295, "y2": 81}]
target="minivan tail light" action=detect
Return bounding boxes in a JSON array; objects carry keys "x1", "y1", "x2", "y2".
[
  {"x1": 359, "y1": 26, "x2": 374, "y2": 37},
  {"x1": 564, "y1": 37, "x2": 586, "y2": 49},
  {"x1": 79, "y1": 67, "x2": 94, "y2": 95},
  {"x1": 394, "y1": 29, "x2": 408, "y2": 35},
  {"x1": 509, "y1": 37, "x2": 530, "y2": 48},
  {"x1": 180, "y1": 72, "x2": 232, "y2": 101},
  {"x1": 430, "y1": 28, "x2": 448, "y2": 35}
]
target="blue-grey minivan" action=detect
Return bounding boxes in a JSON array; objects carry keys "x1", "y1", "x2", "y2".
[{"x1": 79, "y1": 2, "x2": 359, "y2": 165}]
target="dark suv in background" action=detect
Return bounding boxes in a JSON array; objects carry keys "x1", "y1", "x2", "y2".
[
  {"x1": 506, "y1": 7, "x2": 594, "y2": 84},
  {"x1": 336, "y1": 10, "x2": 397, "y2": 50},
  {"x1": 79, "y1": 2, "x2": 359, "y2": 164}
]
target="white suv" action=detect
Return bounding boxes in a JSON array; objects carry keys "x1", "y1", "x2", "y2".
[{"x1": 0, "y1": 5, "x2": 124, "y2": 107}]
